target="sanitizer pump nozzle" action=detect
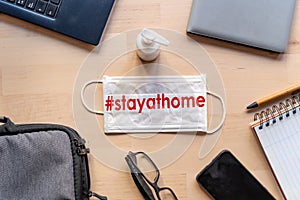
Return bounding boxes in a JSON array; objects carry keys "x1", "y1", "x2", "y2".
[{"x1": 136, "y1": 28, "x2": 170, "y2": 62}]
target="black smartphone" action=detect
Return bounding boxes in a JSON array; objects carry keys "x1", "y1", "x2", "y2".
[{"x1": 196, "y1": 150, "x2": 275, "y2": 200}]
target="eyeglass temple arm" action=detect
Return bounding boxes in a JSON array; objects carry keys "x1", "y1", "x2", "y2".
[{"x1": 125, "y1": 156, "x2": 155, "y2": 200}]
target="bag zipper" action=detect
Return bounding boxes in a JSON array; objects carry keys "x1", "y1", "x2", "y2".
[
  {"x1": 73, "y1": 138, "x2": 90, "y2": 156},
  {"x1": 73, "y1": 137, "x2": 107, "y2": 200}
]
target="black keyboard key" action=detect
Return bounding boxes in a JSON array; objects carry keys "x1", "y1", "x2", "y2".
[
  {"x1": 45, "y1": 3, "x2": 58, "y2": 17},
  {"x1": 16, "y1": 0, "x2": 26, "y2": 6},
  {"x1": 35, "y1": 0, "x2": 47, "y2": 13},
  {"x1": 7, "y1": 0, "x2": 15, "y2": 3},
  {"x1": 26, "y1": 0, "x2": 37, "y2": 10},
  {"x1": 50, "y1": 0, "x2": 59, "y2": 5}
]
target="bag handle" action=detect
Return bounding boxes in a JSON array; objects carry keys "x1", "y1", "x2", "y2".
[
  {"x1": 89, "y1": 191, "x2": 107, "y2": 200},
  {"x1": 0, "y1": 116, "x2": 18, "y2": 133}
]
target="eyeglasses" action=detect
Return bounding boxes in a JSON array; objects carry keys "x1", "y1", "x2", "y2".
[{"x1": 125, "y1": 151, "x2": 178, "y2": 200}]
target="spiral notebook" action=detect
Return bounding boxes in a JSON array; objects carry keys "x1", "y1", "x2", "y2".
[{"x1": 250, "y1": 96, "x2": 300, "y2": 200}]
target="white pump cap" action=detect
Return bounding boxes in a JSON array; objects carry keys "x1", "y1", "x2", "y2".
[
  {"x1": 141, "y1": 28, "x2": 170, "y2": 46},
  {"x1": 136, "y1": 28, "x2": 169, "y2": 61}
]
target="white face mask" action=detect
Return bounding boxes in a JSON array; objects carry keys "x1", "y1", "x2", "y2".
[{"x1": 81, "y1": 75, "x2": 226, "y2": 134}]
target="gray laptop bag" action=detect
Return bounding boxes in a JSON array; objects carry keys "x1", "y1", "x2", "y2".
[{"x1": 0, "y1": 116, "x2": 107, "y2": 200}]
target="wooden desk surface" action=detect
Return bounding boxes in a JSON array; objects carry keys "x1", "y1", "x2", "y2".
[{"x1": 1, "y1": 0, "x2": 300, "y2": 199}]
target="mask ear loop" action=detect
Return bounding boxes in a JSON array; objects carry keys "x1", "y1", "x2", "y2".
[
  {"x1": 81, "y1": 80, "x2": 104, "y2": 115},
  {"x1": 206, "y1": 91, "x2": 226, "y2": 134}
]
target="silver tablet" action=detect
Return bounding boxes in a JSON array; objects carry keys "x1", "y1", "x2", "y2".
[{"x1": 187, "y1": 0, "x2": 296, "y2": 52}]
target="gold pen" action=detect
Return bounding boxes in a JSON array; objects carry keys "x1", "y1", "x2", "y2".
[{"x1": 247, "y1": 83, "x2": 300, "y2": 109}]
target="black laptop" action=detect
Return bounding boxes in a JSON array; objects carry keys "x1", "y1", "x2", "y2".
[{"x1": 0, "y1": 0, "x2": 115, "y2": 45}]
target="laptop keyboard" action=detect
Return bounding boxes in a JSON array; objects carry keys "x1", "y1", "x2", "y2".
[
  {"x1": 0, "y1": 0, "x2": 115, "y2": 44},
  {"x1": 4, "y1": 0, "x2": 61, "y2": 18}
]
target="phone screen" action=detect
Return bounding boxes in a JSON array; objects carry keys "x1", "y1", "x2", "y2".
[{"x1": 196, "y1": 150, "x2": 275, "y2": 200}]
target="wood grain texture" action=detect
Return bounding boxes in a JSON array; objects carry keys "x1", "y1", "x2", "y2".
[{"x1": 1, "y1": 0, "x2": 300, "y2": 199}]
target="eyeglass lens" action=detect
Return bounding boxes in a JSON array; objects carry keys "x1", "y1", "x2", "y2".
[
  {"x1": 135, "y1": 153, "x2": 159, "y2": 183},
  {"x1": 158, "y1": 188, "x2": 177, "y2": 200}
]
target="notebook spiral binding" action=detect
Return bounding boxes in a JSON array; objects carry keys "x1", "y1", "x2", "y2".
[{"x1": 254, "y1": 94, "x2": 300, "y2": 130}]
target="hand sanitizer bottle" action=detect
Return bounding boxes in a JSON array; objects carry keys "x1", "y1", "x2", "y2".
[{"x1": 136, "y1": 28, "x2": 169, "y2": 62}]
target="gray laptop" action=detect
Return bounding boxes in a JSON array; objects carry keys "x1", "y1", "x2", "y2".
[{"x1": 187, "y1": 0, "x2": 296, "y2": 52}]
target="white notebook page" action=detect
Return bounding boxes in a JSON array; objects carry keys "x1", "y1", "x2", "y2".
[{"x1": 252, "y1": 108, "x2": 300, "y2": 200}]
